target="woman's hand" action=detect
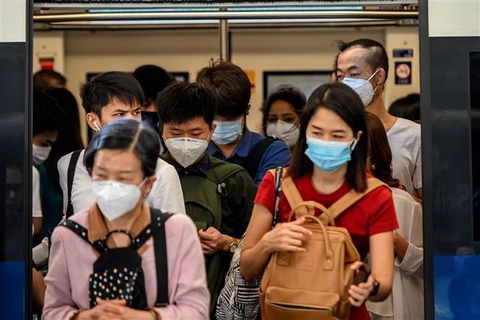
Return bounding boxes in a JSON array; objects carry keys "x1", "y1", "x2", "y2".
[
  {"x1": 261, "y1": 217, "x2": 312, "y2": 253},
  {"x1": 348, "y1": 261, "x2": 374, "y2": 307},
  {"x1": 78, "y1": 299, "x2": 154, "y2": 320}
]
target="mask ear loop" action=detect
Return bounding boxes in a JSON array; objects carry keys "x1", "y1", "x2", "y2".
[{"x1": 368, "y1": 69, "x2": 381, "y2": 93}]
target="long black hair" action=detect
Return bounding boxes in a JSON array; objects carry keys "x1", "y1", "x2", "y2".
[
  {"x1": 288, "y1": 82, "x2": 368, "y2": 192},
  {"x1": 84, "y1": 118, "x2": 160, "y2": 178}
]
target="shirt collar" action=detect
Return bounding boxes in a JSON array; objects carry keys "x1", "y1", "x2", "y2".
[
  {"x1": 164, "y1": 152, "x2": 210, "y2": 175},
  {"x1": 207, "y1": 128, "x2": 253, "y2": 159}
]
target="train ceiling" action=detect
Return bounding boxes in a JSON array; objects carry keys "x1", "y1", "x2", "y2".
[{"x1": 33, "y1": 0, "x2": 418, "y2": 30}]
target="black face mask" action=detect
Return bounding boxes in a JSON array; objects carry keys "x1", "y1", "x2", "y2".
[{"x1": 141, "y1": 112, "x2": 160, "y2": 130}]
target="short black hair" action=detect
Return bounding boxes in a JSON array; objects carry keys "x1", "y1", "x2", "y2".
[
  {"x1": 33, "y1": 70, "x2": 67, "y2": 91},
  {"x1": 337, "y1": 38, "x2": 389, "y2": 81},
  {"x1": 133, "y1": 65, "x2": 175, "y2": 104},
  {"x1": 33, "y1": 89, "x2": 66, "y2": 136},
  {"x1": 84, "y1": 118, "x2": 160, "y2": 178},
  {"x1": 80, "y1": 71, "x2": 144, "y2": 116},
  {"x1": 196, "y1": 60, "x2": 251, "y2": 117},
  {"x1": 157, "y1": 82, "x2": 217, "y2": 127},
  {"x1": 262, "y1": 85, "x2": 306, "y2": 133},
  {"x1": 388, "y1": 93, "x2": 420, "y2": 122}
]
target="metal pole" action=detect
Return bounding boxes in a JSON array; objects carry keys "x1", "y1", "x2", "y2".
[{"x1": 219, "y1": 10, "x2": 229, "y2": 62}]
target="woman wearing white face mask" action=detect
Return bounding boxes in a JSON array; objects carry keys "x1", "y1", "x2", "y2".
[
  {"x1": 42, "y1": 118, "x2": 209, "y2": 320},
  {"x1": 241, "y1": 82, "x2": 398, "y2": 320},
  {"x1": 262, "y1": 85, "x2": 306, "y2": 151}
]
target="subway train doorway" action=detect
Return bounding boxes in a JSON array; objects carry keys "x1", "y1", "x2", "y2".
[{"x1": 3, "y1": 0, "x2": 480, "y2": 319}]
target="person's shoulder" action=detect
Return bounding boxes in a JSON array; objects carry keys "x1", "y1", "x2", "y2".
[
  {"x1": 391, "y1": 187, "x2": 420, "y2": 208},
  {"x1": 155, "y1": 157, "x2": 176, "y2": 174},
  {"x1": 57, "y1": 151, "x2": 73, "y2": 171},
  {"x1": 398, "y1": 118, "x2": 421, "y2": 135},
  {"x1": 164, "y1": 213, "x2": 197, "y2": 236},
  {"x1": 58, "y1": 149, "x2": 86, "y2": 172},
  {"x1": 53, "y1": 209, "x2": 89, "y2": 239},
  {"x1": 361, "y1": 182, "x2": 393, "y2": 204},
  {"x1": 32, "y1": 166, "x2": 39, "y2": 179}
]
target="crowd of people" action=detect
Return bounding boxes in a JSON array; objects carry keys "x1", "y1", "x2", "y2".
[{"x1": 32, "y1": 38, "x2": 423, "y2": 320}]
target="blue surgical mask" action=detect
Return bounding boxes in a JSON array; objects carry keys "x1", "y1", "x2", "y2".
[
  {"x1": 212, "y1": 118, "x2": 243, "y2": 145},
  {"x1": 305, "y1": 136, "x2": 358, "y2": 173}
]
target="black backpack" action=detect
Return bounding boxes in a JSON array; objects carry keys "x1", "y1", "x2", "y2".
[{"x1": 60, "y1": 208, "x2": 172, "y2": 309}]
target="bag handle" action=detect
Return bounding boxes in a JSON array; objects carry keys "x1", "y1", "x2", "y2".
[
  {"x1": 328, "y1": 178, "x2": 387, "y2": 221},
  {"x1": 288, "y1": 200, "x2": 335, "y2": 226},
  {"x1": 287, "y1": 210, "x2": 334, "y2": 271}
]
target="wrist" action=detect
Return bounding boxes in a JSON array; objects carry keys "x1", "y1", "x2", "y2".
[
  {"x1": 220, "y1": 234, "x2": 233, "y2": 252},
  {"x1": 71, "y1": 310, "x2": 88, "y2": 320}
]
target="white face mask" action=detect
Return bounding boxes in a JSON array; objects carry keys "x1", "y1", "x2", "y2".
[
  {"x1": 266, "y1": 121, "x2": 300, "y2": 148},
  {"x1": 165, "y1": 137, "x2": 209, "y2": 168},
  {"x1": 342, "y1": 70, "x2": 379, "y2": 106},
  {"x1": 32, "y1": 144, "x2": 52, "y2": 165},
  {"x1": 92, "y1": 179, "x2": 145, "y2": 221}
]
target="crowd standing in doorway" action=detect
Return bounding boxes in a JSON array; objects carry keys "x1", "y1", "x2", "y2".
[{"x1": 32, "y1": 37, "x2": 423, "y2": 320}]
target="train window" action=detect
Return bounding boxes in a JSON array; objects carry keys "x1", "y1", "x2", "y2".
[{"x1": 469, "y1": 52, "x2": 480, "y2": 241}]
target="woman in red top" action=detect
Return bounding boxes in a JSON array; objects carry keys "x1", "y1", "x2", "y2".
[{"x1": 240, "y1": 82, "x2": 398, "y2": 320}]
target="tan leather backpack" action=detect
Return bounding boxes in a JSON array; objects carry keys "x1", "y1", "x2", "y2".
[{"x1": 259, "y1": 171, "x2": 386, "y2": 320}]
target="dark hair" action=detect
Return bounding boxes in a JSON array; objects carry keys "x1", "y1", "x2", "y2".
[
  {"x1": 33, "y1": 89, "x2": 66, "y2": 136},
  {"x1": 33, "y1": 70, "x2": 67, "y2": 91},
  {"x1": 84, "y1": 118, "x2": 160, "y2": 178},
  {"x1": 196, "y1": 60, "x2": 251, "y2": 117},
  {"x1": 80, "y1": 71, "x2": 144, "y2": 116},
  {"x1": 388, "y1": 93, "x2": 420, "y2": 123},
  {"x1": 157, "y1": 82, "x2": 217, "y2": 127},
  {"x1": 365, "y1": 112, "x2": 401, "y2": 188},
  {"x1": 45, "y1": 88, "x2": 85, "y2": 188},
  {"x1": 337, "y1": 38, "x2": 389, "y2": 81},
  {"x1": 288, "y1": 82, "x2": 368, "y2": 192},
  {"x1": 133, "y1": 65, "x2": 175, "y2": 105},
  {"x1": 262, "y1": 85, "x2": 306, "y2": 134}
]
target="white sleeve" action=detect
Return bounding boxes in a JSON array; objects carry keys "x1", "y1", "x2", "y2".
[
  {"x1": 32, "y1": 167, "x2": 42, "y2": 218},
  {"x1": 57, "y1": 153, "x2": 71, "y2": 216},
  {"x1": 147, "y1": 159, "x2": 186, "y2": 214},
  {"x1": 395, "y1": 200, "x2": 423, "y2": 279},
  {"x1": 412, "y1": 131, "x2": 422, "y2": 190}
]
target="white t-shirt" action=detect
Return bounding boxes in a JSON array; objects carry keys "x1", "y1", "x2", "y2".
[
  {"x1": 32, "y1": 166, "x2": 42, "y2": 218},
  {"x1": 57, "y1": 150, "x2": 186, "y2": 216},
  {"x1": 367, "y1": 187, "x2": 424, "y2": 320},
  {"x1": 386, "y1": 118, "x2": 422, "y2": 196}
]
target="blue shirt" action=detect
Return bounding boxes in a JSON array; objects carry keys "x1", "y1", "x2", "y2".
[{"x1": 208, "y1": 128, "x2": 291, "y2": 186}]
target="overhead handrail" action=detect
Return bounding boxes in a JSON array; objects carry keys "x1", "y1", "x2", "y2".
[{"x1": 33, "y1": 9, "x2": 418, "y2": 23}]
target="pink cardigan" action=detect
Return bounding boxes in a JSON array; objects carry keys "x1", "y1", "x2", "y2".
[{"x1": 42, "y1": 211, "x2": 210, "y2": 320}]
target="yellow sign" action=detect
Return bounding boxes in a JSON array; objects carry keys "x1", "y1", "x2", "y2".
[{"x1": 244, "y1": 70, "x2": 255, "y2": 94}]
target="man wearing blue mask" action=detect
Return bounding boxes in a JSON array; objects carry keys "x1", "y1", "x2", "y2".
[
  {"x1": 335, "y1": 39, "x2": 422, "y2": 199},
  {"x1": 197, "y1": 60, "x2": 291, "y2": 186}
]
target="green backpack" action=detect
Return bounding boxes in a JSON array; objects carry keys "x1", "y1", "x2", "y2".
[{"x1": 178, "y1": 158, "x2": 245, "y2": 317}]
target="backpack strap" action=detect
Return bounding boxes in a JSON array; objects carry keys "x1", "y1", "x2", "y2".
[
  {"x1": 59, "y1": 219, "x2": 104, "y2": 252},
  {"x1": 327, "y1": 178, "x2": 388, "y2": 222},
  {"x1": 242, "y1": 137, "x2": 277, "y2": 181},
  {"x1": 66, "y1": 150, "x2": 82, "y2": 218},
  {"x1": 278, "y1": 169, "x2": 315, "y2": 217},
  {"x1": 150, "y1": 208, "x2": 173, "y2": 307}
]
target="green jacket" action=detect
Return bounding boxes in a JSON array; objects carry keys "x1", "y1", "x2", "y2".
[{"x1": 161, "y1": 152, "x2": 257, "y2": 317}]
